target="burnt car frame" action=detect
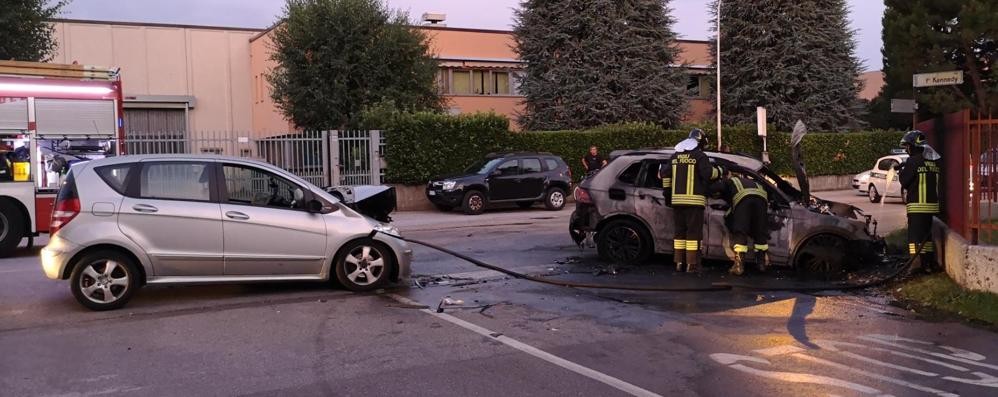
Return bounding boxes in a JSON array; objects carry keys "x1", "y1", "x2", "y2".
[{"x1": 569, "y1": 149, "x2": 879, "y2": 275}]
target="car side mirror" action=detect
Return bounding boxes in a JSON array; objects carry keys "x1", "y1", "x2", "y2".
[{"x1": 307, "y1": 199, "x2": 324, "y2": 213}]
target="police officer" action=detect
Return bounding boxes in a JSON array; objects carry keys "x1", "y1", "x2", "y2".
[
  {"x1": 710, "y1": 170, "x2": 770, "y2": 276},
  {"x1": 897, "y1": 130, "x2": 941, "y2": 273},
  {"x1": 662, "y1": 129, "x2": 722, "y2": 273}
]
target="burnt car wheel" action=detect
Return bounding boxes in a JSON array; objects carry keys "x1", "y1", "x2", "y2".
[
  {"x1": 867, "y1": 185, "x2": 881, "y2": 203},
  {"x1": 597, "y1": 219, "x2": 652, "y2": 265},
  {"x1": 795, "y1": 234, "x2": 849, "y2": 279},
  {"x1": 462, "y1": 191, "x2": 486, "y2": 215}
]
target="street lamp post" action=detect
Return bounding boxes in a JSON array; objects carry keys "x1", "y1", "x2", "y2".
[{"x1": 715, "y1": 0, "x2": 722, "y2": 149}]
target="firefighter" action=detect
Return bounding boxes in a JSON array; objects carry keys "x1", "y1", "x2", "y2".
[
  {"x1": 662, "y1": 129, "x2": 722, "y2": 273},
  {"x1": 896, "y1": 130, "x2": 941, "y2": 273},
  {"x1": 710, "y1": 169, "x2": 770, "y2": 276}
]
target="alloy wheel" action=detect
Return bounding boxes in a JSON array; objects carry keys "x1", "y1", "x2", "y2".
[
  {"x1": 78, "y1": 260, "x2": 130, "y2": 304},
  {"x1": 549, "y1": 191, "x2": 565, "y2": 208},
  {"x1": 343, "y1": 245, "x2": 385, "y2": 286},
  {"x1": 605, "y1": 225, "x2": 641, "y2": 262}
]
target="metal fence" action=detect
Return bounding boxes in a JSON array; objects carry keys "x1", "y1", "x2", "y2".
[
  {"x1": 121, "y1": 130, "x2": 382, "y2": 187},
  {"x1": 968, "y1": 112, "x2": 998, "y2": 244}
]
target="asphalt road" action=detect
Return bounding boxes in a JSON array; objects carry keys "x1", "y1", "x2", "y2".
[{"x1": 2, "y1": 191, "x2": 995, "y2": 397}]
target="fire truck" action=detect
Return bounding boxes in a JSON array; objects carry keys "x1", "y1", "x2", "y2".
[{"x1": 0, "y1": 60, "x2": 124, "y2": 257}]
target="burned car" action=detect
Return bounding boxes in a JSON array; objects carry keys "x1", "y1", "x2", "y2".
[{"x1": 569, "y1": 149, "x2": 879, "y2": 276}]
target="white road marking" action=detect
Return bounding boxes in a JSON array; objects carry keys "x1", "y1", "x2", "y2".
[
  {"x1": 860, "y1": 335, "x2": 998, "y2": 371},
  {"x1": 709, "y1": 353, "x2": 890, "y2": 396},
  {"x1": 812, "y1": 340, "x2": 939, "y2": 377},
  {"x1": 0, "y1": 268, "x2": 35, "y2": 274},
  {"x1": 792, "y1": 353, "x2": 959, "y2": 396},
  {"x1": 388, "y1": 294, "x2": 663, "y2": 397},
  {"x1": 942, "y1": 372, "x2": 998, "y2": 388},
  {"x1": 754, "y1": 345, "x2": 807, "y2": 357}
]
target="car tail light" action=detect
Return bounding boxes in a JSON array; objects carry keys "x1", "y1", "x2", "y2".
[
  {"x1": 574, "y1": 186, "x2": 593, "y2": 204},
  {"x1": 50, "y1": 172, "x2": 80, "y2": 235}
]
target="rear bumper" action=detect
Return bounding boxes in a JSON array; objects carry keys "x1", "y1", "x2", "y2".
[
  {"x1": 569, "y1": 204, "x2": 601, "y2": 244},
  {"x1": 41, "y1": 235, "x2": 81, "y2": 280}
]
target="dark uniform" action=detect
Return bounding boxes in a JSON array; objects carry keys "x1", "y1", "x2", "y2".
[
  {"x1": 662, "y1": 130, "x2": 721, "y2": 272},
  {"x1": 897, "y1": 131, "x2": 940, "y2": 271},
  {"x1": 710, "y1": 175, "x2": 769, "y2": 275}
]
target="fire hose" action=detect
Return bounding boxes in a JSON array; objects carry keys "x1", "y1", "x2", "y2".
[{"x1": 377, "y1": 231, "x2": 930, "y2": 294}]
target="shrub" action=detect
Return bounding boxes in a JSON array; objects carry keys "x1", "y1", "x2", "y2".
[{"x1": 382, "y1": 113, "x2": 905, "y2": 184}]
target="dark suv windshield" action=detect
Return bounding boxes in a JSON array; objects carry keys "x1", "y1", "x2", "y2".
[{"x1": 464, "y1": 158, "x2": 504, "y2": 175}]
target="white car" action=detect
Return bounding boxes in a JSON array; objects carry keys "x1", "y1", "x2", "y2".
[
  {"x1": 864, "y1": 153, "x2": 908, "y2": 203},
  {"x1": 852, "y1": 171, "x2": 871, "y2": 194}
]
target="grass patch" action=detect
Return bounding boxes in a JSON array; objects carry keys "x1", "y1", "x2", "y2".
[{"x1": 895, "y1": 273, "x2": 998, "y2": 326}]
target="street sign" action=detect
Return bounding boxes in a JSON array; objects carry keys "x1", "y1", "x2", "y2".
[
  {"x1": 913, "y1": 71, "x2": 964, "y2": 88},
  {"x1": 756, "y1": 107, "x2": 767, "y2": 137},
  {"x1": 891, "y1": 99, "x2": 915, "y2": 113}
]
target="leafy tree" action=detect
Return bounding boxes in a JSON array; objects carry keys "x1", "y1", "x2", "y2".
[
  {"x1": 710, "y1": 0, "x2": 865, "y2": 131},
  {"x1": 0, "y1": 0, "x2": 69, "y2": 61},
  {"x1": 268, "y1": 0, "x2": 442, "y2": 130},
  {"x1": 513, "y1": 0, "x2": 689, "y2": 130},
  {"x1": 876, "y1": 0, "x2": 996, "y2": 128}
]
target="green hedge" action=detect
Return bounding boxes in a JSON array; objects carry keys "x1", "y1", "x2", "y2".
[{"x1": 382, "y1": 113, "x2": 904, "y2": 184}]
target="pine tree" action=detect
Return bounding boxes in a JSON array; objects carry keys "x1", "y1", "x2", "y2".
[
  {"x1": 710, "y1": 0, "x2": 864, "y2": 131},
  {"x1": 875, "y1": 0, "x2": 996, "y2": 129},
  {"x1": 513, "y1": 0, "x2": 689, "y2": 130}
]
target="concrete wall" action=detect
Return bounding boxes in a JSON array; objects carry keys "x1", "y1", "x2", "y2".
[
  {"x1": 51, "y1": 20, "x2": 260, "y2": 135},
  {"x1": 933, "y1": 218, "x2": 998, "y2": 294}
]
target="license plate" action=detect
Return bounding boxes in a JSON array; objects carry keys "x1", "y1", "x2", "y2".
[{"x1": 428, "y1": 191, "x2": 436, "y2": 196}]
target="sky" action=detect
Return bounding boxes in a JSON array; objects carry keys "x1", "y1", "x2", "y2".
[{"x1": 59, "y1": 0, "x2": 887, "y2": 70}]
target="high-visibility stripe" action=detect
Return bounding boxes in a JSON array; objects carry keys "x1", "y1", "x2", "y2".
[
  {"x1": 909, "y1": 242, "x2": 936, "y2": 254},
  {"x1": 672, "y1": 195, "x2": 706, "y2": 206},
  {"x1": 686, "y1": 240, "x2": 699, "y2": 250},
  {"x1": 906, "y1": 203, "x2": 939, "y2": 213},
  {"x1": 686, "y1": 165, "x2": 694, "y2": 196},
  {"x1": 711, "y1": 166, "x2": 720, "y2": 180},
  {"x1": 754, "y1": 244, "x2": 769, "y2": 251},
  {"x1": 674, "y1": 239, "x2": 685, "y2": 250},
  {"x1": 671, "y1": 164, "x2": 678, "y2": 195},
  {"x1": 919, "y1": 174, "x2": 926, "y2": 204},
  {"x1": 662, "y1": 177, "x2": 671, "y2": 189},
  {"x1": 733, "y1": 244, "x2": 749, "y2": 253},
  {"x1": 731, "y1": 178, "x2": 767, "y2": 208}
]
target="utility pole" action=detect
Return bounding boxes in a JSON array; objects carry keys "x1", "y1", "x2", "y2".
[{"x1": 715, "y1": 0, "x2": 723, "y2": 149}]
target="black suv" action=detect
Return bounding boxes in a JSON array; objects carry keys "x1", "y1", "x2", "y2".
[{"x1": 426, "y1": 152, "x2": 572, "y2": 215}]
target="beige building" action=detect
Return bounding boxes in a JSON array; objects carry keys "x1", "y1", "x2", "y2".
[
  {"x1": 50, "y1": 19, "x2": 260, "y2": 138},
  {"x1": 50, "y1": 18, "x2": 714, "y2": 138}
]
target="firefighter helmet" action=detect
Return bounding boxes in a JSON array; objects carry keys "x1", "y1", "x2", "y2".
[
  {"x1": 688, "y1": 128, "x2": 708, "y2": 145},
  {"x1": 900, "y1": 130, "x2": 928, "y2": 148}
]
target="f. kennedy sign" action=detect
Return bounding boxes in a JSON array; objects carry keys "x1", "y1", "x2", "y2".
[{"x1": 913, "y1": 71, "x2": 964, "y2": 88}]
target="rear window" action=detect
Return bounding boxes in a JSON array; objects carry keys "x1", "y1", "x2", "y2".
[
  {"x1": 618, "y1": 162, "x2": 642, "y2": 185},
  {"x1": 95, "y1": 164, "x2": 132, "y2": 194},
  {"x1": 56, "y1": 171, "x2": 78, "y2": 201},
  {"x1": 544, "y1": 158, "x2": 560, "y2": 171}
]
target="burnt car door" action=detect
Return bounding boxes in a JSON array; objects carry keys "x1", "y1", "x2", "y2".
[
  {"x1": 703, "y1": 168, "x2": 793, "y2": 265},
  {"x1": 631, "y1": 159, "x2": 674, "y2": 253}
]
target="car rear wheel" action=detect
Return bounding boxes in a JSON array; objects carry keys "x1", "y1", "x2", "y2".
[
  {"x1": 335, "y1": 239, "x2": 395, "y2": 292},
  {"x1": 462, "y1": 191, "x2": 486, "y2": 215},
  {"x1": 544, "y1": 187, "x2": 566, "y2": 211},
  {"x1": 867, "y1": 185, "x2": 881, "y2": 203},
  {"x1": 794, "y1": 234, "x2": 848, "y2": 280},
  {"x1": 0, "y1": 200, "x2": 25, "y2": 257},
  {"x1": 597, "y1": 219, "x2": 652, "y2": 265},
  {"x1": 70, "y1": 250, "x2": 140, "y2": 311}
]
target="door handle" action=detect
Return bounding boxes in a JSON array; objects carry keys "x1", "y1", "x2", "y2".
[
  {"x1": 132, "y1": 204, "x2": 158, "y2": 213},
  {"x1": 225, "y1": 211, "x2": 250, "y2": 220}
]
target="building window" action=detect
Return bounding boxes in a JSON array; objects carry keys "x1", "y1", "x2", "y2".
[
  {"x1": 441, "y1": 69, "x2": 516, "y2": 96},
  {"x1": 687, "y1": 75, "x2": 710, "y2": 99},
  {"x1": 452, "y1": 70, "x2": 472, "y2": 94}
]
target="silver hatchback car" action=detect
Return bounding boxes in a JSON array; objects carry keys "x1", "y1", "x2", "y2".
[{"x1": 41, "y1": 155, "x2": 412, "y2": 310}]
